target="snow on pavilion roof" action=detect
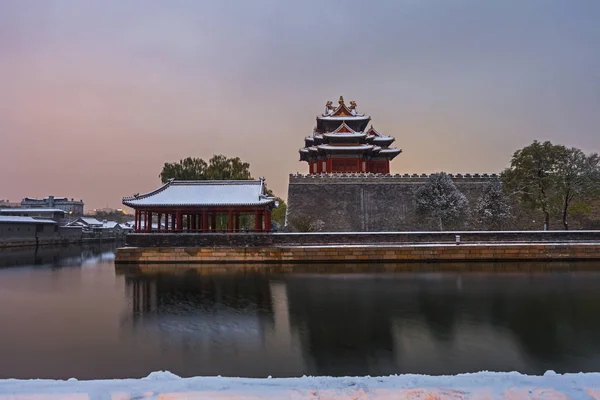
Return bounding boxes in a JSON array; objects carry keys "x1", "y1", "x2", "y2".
[{"x1": 122, "y1": 179, "x2": 275, "y2": 208}]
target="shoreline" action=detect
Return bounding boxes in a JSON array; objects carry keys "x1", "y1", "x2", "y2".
[{"x1": 115, "y1": 242, "x2": 600, "y2": 264}]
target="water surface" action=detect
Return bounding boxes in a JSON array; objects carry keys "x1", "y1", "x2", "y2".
[{"x1": 1, "y1": 245, "x2": 600, "y2": 379}]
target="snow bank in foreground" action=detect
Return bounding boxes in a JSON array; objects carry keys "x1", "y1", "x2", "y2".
[{"x1": 1, "y1": 371, "x2": 600, "y2": 399}]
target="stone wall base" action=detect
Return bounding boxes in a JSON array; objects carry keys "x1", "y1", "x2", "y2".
[{"x1": 116, "y1": 243, "x2": 600, "y2": 264}]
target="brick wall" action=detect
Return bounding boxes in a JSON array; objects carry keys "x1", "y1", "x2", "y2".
[
  {"x1": 115, "y1": 243, "x2": 600, "y2": 264},
  {"x1": 285, "y1": 174, "x2": 600, "y2": 231}
]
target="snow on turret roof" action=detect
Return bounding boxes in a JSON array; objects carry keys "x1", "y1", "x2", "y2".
[
  {"x1": 379, "y1": 148, "x2": 402, "y2": 154},
  {"x1": 122, "y1": 179, "x2": 276, "y2": 208},
  {"x1": 317, "y1": 144, "x2": 374, "y2": 151},
  {"x1": 323, "y1": 132, "x2": 367, "y2": 139},
  {"x1": 0, "y1": 216, "x2": 56, "y2": 224},
  {"x1": 318, "y1": 96, "x2": 370, "y2": 120}
]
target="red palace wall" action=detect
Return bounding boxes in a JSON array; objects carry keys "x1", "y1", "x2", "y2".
[{"x1": 309, "y1": 159, "x2": 390, "y2": 174}]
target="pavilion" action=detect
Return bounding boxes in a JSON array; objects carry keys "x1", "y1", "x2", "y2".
[{"x1": 122, "y1": 178, "x2": 277, "y2": 233}]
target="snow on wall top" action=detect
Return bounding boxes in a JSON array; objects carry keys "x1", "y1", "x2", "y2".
[
  {"x1": 0, "y1": 208, "x2": 66, "y2": 214},
  {"x1": 123, "y1": 179, "x2": 276, "y2": 208},
  {"x1": 0, "y1": 216, "x2": 56, "y2": 224}
]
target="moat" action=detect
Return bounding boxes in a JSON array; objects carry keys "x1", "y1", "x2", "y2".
[{"x1": 1, "y1": 244, "x2": 600, "y2": 380}]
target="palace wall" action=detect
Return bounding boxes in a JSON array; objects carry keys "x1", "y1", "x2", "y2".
[{"x1": 286, "y1": 174, "x2": 500, "y2": 232}]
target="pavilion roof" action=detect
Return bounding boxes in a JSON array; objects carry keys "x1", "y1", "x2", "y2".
[{"x1": 122, "y1": 179, "x2": 275, "y2": 208}]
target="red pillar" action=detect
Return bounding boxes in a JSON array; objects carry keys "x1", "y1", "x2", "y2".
[
  {"x1": 228, "y1": 210, "x2": 233, "y2": 233},
  {"x1": 254, "y1": 210, "x2": 262, "y2": 232},
  {"x1": 235, "y1": 212, "x2": 240, "y2": 232},
  {"x1": 264, "y1": 209, "x2": 272, "y2": 232},
  {"x1": 176, "y1": 210, "x2": 182, "y2": 232},
  {"x1": 191, "y1": 214, "x2": 196, "y2": 232},
  {"x1": 211, "y1": 212, "x2": 217, "y2": 231},
  {"x1": 147, "y1": 211, "x2": 152, "y2": 232},
  {"x1": 202, "y1": 210, "x2": 208, "y2": 233},
  {"x1": 157, "y1": 213, "x2": 162, "y2": 233},
  {"x1": 134, "y1": 210, "x2": 138, "y2": 232}
]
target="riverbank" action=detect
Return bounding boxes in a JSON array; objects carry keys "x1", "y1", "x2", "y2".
[
  {"x1": 1, "y1": 370, "x2": 599, "y2": 398},
  {"x1": 115, "y1": 242, "x2": 600, "y2": 264},
  {"x1": 0, "y1": 237, "x2": 121, "y2": 249}
]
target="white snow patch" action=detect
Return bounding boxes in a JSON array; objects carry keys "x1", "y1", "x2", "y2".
[
  {"x1": 1, "y1": 371, "x2": 600, "y2": 398},
  {"x1": 145, "y1": 371, "x2": 181, "y2": 380}
]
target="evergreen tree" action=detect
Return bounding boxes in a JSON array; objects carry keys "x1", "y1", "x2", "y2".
[
  {"x1": 415, "y1": 172, "x2": 470, "y2": 230},
  {"x1": 473, "y1": 180, "x2": 512, "y2": 230}
]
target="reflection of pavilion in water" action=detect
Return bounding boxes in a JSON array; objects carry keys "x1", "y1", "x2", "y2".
[
  {"x1": 122, "y1": 270, "x2": 306, "y2": 377},
  {"x1": 122, "y1": 266, "x2": 600, "y2": 376}
]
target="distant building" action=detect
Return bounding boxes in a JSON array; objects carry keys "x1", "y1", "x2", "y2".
[
  {"x1": 67, "y1": 217, "x2": 103, "y2": 229},
  {"x1": 0, "y1": 216, "x2": 58, "y2": 244},
  {"x1": 0, "y1": 208, "x2": 67, "y2": 224},
  {"x1": 21, "y1": 196, "x2": 84, "y2": 215},
  {"x1": 0, "y1": 200, "x2": 20, "y2": 208},
  {"x1": 86, "y1": 207, "x2": 127, "y2": 216}
]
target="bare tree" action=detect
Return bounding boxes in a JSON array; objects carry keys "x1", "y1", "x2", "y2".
[{"x1": 555, "y1": 148, "x2": 600, "y2": 230}]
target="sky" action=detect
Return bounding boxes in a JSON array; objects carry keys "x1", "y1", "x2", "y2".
[{"x1": 1, "y1": 0, "x2": 599, "y2": 210}]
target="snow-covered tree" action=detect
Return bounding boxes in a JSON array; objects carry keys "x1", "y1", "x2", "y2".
[
  {"x1": 502, "y1": 141, "x2": 600, "y2": 230},
  {"x1": 415, "y1": 172, "x2": 470, "y2": 230},
  {"x1": 473, "y1": 180, "x2": 513, "y2": 230}
]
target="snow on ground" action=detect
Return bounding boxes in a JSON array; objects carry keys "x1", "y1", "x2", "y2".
[{"x1": 1, "y1": 371, "x2": 600, "y2": 399}]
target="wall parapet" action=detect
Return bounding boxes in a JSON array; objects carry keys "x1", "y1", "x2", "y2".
[
  {"x1": 125, "y1": 231, "x2": 600, "y2": 248},
  {"x1": 289, "y1": 173, "x2": 499, "y2": 184}
]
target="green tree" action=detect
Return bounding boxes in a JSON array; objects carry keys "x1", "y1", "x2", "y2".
[
  {"x1": 501, "y1": 141, "x2": 560, "y2": 230},
  {"x1": 159, "y1": 155, "x2": 251, "y2": 183},
  {"x1": 158, "y1": 154, "x2": 287, "y2": 226},
  {"x1": 502, "y1": 141, "x2": 600, "y2": 230},
  {"x1": 554, "y1": 147, "x2": 600, "y2": 230},
  {"x1": 415, "y1": 172, "x2": 470, "y2": 230}
]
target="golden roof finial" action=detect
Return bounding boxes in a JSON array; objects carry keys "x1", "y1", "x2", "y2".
[
  {"x1": 338, "y1": 95, "x2": 344, "y2": 105},
  {"x1": 349, "y1": 100, "x2": 357, "y2": 110}
]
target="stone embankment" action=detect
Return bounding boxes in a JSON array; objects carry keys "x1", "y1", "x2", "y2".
[{"x1": 116, "y1": 231, "x2": 600, "y2": 264}]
